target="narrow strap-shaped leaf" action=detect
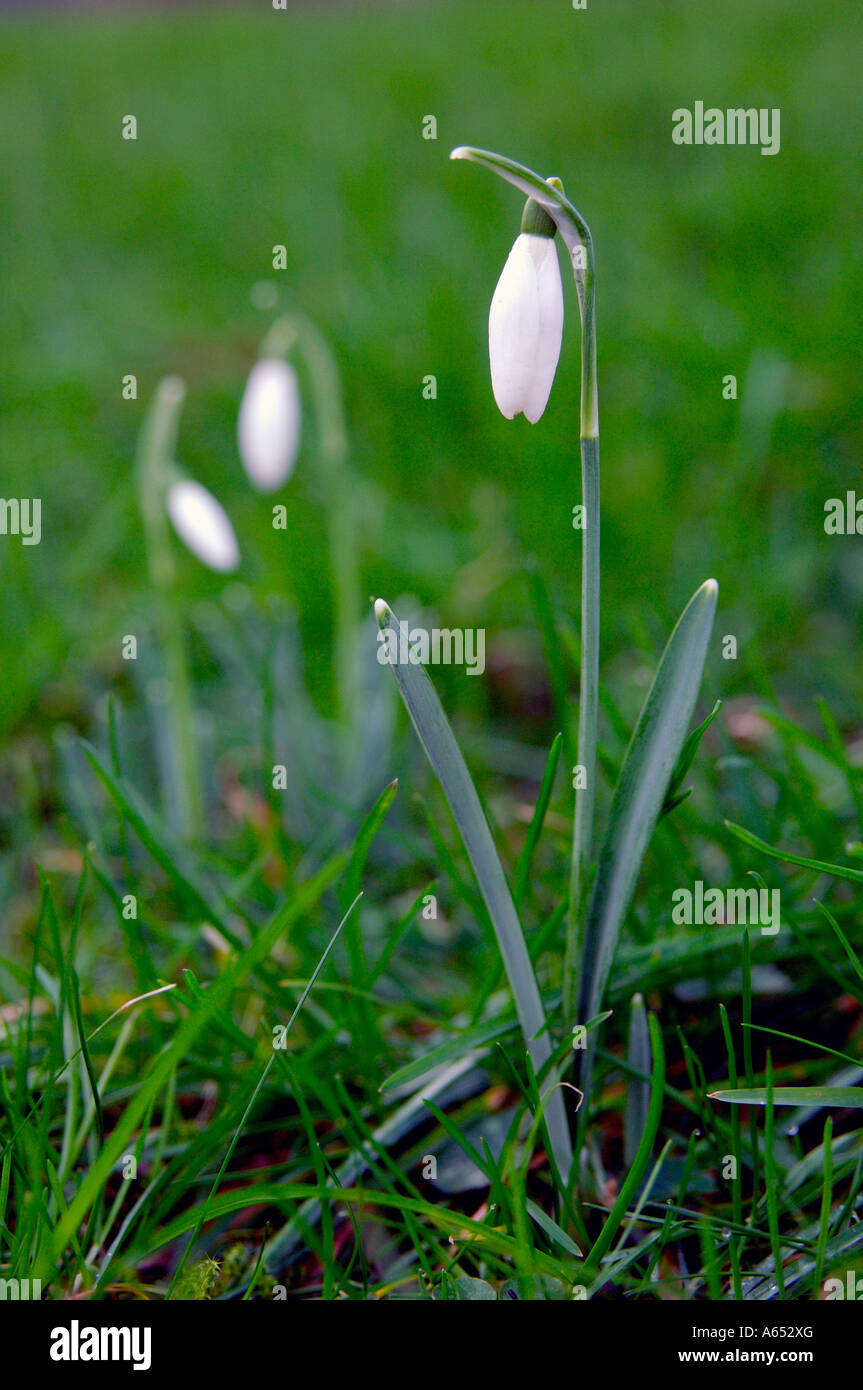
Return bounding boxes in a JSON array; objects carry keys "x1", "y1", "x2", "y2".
[
  {"x1": 709, "y1": 1086, "x2": 863, "y2": 1108},
  {"x1": 624, "y1": 992, "x2": 650, "y2": 1167},
  {"x1": 576, "y1": 579, "x2": 718, "y2": 1033},
  {"x1": 374, "y1": 598, "x2": 572, "y2": 1181},
  {"x1": 339, "y1": 779, "x2": 398, "y2": 1066},
  {"x1": 514, "y1": 732, "x2": 562, "y2": 907},
  {"x1": 660, "y1": 698, "x2": 721, "y2": 819},
  {"x1": 584, "y1": 1010, "x2": 665, "y2": 1280}
]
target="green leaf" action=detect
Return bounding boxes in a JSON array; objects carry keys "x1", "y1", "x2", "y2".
[
  {"x1": 584, "y1": 1010, "x2": 666, "y2": 1281},
  {"x1": 374, "y1": 598, "x2": 572, "y2": 1183},
  {"x1": 724, "y1": 820, "x2": 863, "y2": 884},
  {"x1": 380, "y1": 1005, "x2": 610, "y2": 1094},
  {"x1": 763, "y1": 1053, "x2": 785, "y2": 1297},
  {"x1": 514, "y1": 732, "x2": 562, "y2": 907},
  {"x1": 576, "y1": 579, "x2": 718, "y2": 1031},
  {"x1": 453, "y1": 1275, "x2": 497, "y2": 1300},
  {"x1": 526, "y1": 1198, "x2": 584, "y2": 1259},
  {"x1": 381, "y1": 1016, "x2": 519, "y2": 1092},
  {"x1": 710, "y1": 1087, "x2": 863, "y2": 1108},
  {"x1": 339, "y1": 780, "x2": 398, "y2": 920},
  {"x1": 338, "y1": 780, "x2": 398, "y2": 1065},
  {"x1": 660, "y1": 698, "x2": 721, "y2": 819},
  {"x1": 624, "y1": 992, "x2": 650, "y2": 1167},
  {"x1": 69, "y1": 967, "x2": 103, "y2": 1147}
]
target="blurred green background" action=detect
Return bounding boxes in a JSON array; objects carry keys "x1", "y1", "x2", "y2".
[{"x1": 1, "y1": 0, "x2": 861, "y2": 750}]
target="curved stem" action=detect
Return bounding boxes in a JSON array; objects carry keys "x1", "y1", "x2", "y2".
[
  {"x1": 564, "y1": 240, "x2": 600, "y2": 1025},
  {"x1": 136, "y1": 378, "x2": 203, "y2": 840}
]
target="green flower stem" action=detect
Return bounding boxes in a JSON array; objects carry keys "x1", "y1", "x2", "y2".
[
  {"x1": 449, "y1": 148, "x2": 600, "y2": 1029},
  {"x1": 561, "y1": 193, "x2": 600, "y2": 1028},
  {"x1": 565, "y1": 434, "x2": 600, "y2": 1025},
  {"x1": 136, "y1": 377, "x2": 203, "y2": 839},
  {"x1": 263, "y1": 311, "x2": 359, "y2": 727}
]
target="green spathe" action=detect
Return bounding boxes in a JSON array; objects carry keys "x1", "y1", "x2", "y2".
[{"x1": 520, "y1": 196, "x2": 557, "y2": 239}]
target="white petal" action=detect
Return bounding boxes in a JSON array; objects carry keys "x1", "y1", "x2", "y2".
[
  {"x1": 238, "y1": 358, "x2": 301, "y2": 492},
  {"x1": 166, "y1": 480, "x2": 240, "y2": 573},
  {"x1": 522, "y1": 236, "x2": 563, "y2": 424},
  {"x1": 489, "y1": 234, "x2": 541, "y2": 419},
  {"x1": 488, "y1": 233, "x2": 563, "y2": 423}
]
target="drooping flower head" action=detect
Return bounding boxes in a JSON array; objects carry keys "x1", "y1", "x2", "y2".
[
  {"x1": 488, "y1": 197, "x2": 564, "y2": 424},
  {"x1": 166, "y1": 479, "x2": 240, "y2": 573},
  {"x1": 238, "y1": 356, "x2": 301, "y2": 492}
]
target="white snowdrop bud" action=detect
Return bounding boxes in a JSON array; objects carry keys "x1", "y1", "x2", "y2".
[
  {"x1": 488, "y1": 201, "x2": 563, "y2": 424},
  {"x1": 238, "y1": 357, "x2": 301, "y2": 491},
  {"x1": 166, "y1": 480, "x2": 240, "y2": 573}
]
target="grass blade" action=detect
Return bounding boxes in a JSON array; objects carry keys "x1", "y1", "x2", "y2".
[
  {"x1": 709, "y1": 1087, "x2": 863, "y2": 1107},
  {"x1": 725, "y1": 820, "x2": 863, "y2": 884},
  {"x1": 514, "y1": 732, "x2": 562, "y2": 908},
  {"x1": 660, "y1": 698, "x2": 721, "y2": 819},
  {"x1": 624, "y1": 992, "x2": 650, "y2": 1167},
  {"x1": 813, "y1": 1116, "x2": 833, "y2": 1296},
  {"x1": 583, "y1": 1010, "x2": 665, "y2": 1281},
  {"x1": 763, "y1": 1053, "x2": 785, "y2": 1297}
]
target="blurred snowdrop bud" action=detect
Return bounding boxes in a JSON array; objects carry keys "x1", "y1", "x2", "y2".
[
  {"x1": 238, "y1": 357, "x2": 301, "y2": 491},
  {"x1": 166, "y1": 480, "x2": 240, "y2": 573},
  {"x1": 488, "y1": 200, "x2": 563, "y2": 423}
]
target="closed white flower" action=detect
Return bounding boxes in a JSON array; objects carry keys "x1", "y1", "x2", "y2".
[
  {"x1": 166, "y1": 480, "x2": 240, "y2": 573},
  {"x1": 238, "y1": 357, "x2": 301, "y2": 492},
  {"x1": 488, "y1": 231, "x2": 564, "y2": 423}
]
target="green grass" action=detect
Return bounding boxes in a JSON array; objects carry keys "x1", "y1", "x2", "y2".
[{"x1": 1, "y1": 0, "x2": 863, "y2": 1301}]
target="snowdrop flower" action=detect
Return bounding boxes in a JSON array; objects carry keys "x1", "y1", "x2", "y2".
[
  {"x1": 238, "y1": 357, "x2": 301, "y2": 491},
  {"x1": 488, "y1": 200, "x2": 563, "y2": 423},
  {"x1": 166, "y1": 479, "x2": 240, "y2": 573}
]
